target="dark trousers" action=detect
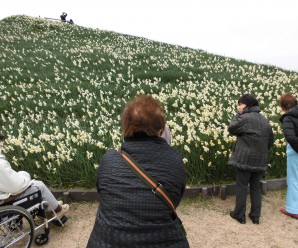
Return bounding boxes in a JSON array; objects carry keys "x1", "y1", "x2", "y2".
[{"x1": 233, "y1": 169, "x2": 262, "y2": 218}]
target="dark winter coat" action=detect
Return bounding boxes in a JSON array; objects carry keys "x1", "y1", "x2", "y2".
[
  {"x1": 280, "y1": 106, "x2": 298, "y2": 153},
  {"x1": 228, "y1": 106, "x2": 274, "y2": 171},
  {"x1": 87, "y1": 134, "x2": 189, "y2": 248}
]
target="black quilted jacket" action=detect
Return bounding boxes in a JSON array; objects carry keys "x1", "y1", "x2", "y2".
[
  {"x1": 280, "y1": 106, "x2": 298, "y2": 153},
  {"x1": 87, "y1": 134, "x2": 189, "y2": 248},
  {"x1": 228, "y1": 106, "x2": 274, "y2": 171}
]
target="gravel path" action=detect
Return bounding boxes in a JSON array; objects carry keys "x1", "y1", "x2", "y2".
[{"x1": 32, "y1": 189, "x2": 298, "y2": 248}]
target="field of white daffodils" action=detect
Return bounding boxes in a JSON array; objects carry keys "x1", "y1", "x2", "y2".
[{"x1": 1, "y1": 15, "x2": 297, "y2": 188}]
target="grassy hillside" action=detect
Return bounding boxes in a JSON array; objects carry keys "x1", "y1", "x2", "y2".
[{"x1": 1, "y1": 15, "x2": 298, "y2": 188}]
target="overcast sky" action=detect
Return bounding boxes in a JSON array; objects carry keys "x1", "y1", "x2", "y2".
[{"x1": 1, "y1": 0, "x2": 298, "y2": 72}]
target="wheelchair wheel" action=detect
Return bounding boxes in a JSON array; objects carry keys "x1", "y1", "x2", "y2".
[
  {"x1": 35, "y1": 233, "x2": 49, "y2": 246},
  {"x1": 0, "y1": 205, "x2": 34, "y2": 248}
]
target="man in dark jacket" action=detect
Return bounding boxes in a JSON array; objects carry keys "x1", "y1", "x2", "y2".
[{"x1": 228, "y1": 94, "x2": 274, "y2": 224}]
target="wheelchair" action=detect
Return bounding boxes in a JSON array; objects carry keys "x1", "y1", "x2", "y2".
[{"x1": 0, "y1": 191, "x2": 67, "y2": 248}]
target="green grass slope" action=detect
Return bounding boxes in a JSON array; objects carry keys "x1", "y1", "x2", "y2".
[{"x1": 1, "y1": 15, "x2": 298, "y2": 188}]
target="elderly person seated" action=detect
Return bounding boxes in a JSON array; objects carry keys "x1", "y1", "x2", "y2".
[{"x1": 0, "y1": 133, "x2": 69, "y2": 220}]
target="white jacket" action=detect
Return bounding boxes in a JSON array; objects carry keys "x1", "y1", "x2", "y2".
[{"x1": 0, "y1": 152, "x2": 31, "y2": 200}]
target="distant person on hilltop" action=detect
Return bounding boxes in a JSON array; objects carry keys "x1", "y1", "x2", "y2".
[
  {"x1": 228, "y1": 94, "x2": 274, "y2": 224},
  {"x1": 279, "y1": 93, "x2": 298, "y2": 219},
  {"x1": 59, "y1": 12, "x2": 74, "y2": 25},
  {"x1": 60, "y1": 12, "x2": 67, "y2": 22}
]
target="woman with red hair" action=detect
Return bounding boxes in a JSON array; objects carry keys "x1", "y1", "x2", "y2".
[{"x1": 87, "y1": 95, "x2": 189, "y2": 248}]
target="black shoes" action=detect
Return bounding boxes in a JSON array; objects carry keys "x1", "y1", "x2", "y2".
[
  {"x1": 229, "y1": 211, "x2": 246, "y2": 224},
  {"x1": 230, "y1": 211, "x2": 260, "y2": 224},
  {"x1": 248, "y1": 213, "x2": 260, "y2": 224}
]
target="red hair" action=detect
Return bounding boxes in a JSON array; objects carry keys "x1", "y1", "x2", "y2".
[
  {"x1": 121, "y1": 95, "x2": 166, "y2": 138},
  {"x1": 280, "y1": 93, "x2": 297, "y2": 111}
]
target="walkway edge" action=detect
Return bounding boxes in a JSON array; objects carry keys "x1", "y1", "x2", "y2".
[{"x1": 51, "y1": 178, "x2": 286, "y2": 203}]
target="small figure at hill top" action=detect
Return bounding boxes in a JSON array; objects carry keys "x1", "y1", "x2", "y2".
[{"x1": 60, "y1": 12, "x2": 67, "y2": 22}]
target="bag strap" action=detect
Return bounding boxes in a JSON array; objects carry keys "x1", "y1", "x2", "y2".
[{"x1": 117, "y1": 148, "x2": 180, "y2": 221}]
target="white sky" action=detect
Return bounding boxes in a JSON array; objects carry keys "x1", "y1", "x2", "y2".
[{"x1": 1, "y1": 0, "x2": 298, "y2": 72}]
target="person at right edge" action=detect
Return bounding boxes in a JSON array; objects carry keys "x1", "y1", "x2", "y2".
[
  {"x1": 228, "y1": 94, "x2": 274, "y2": 224},
  {"x1": 279, "y1": 93, "x2": 298, "y2": 219}
]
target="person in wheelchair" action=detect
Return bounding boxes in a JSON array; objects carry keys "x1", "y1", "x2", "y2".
[{"x1": 0, "y1": 133, "x2": 70, "y2": 220}]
